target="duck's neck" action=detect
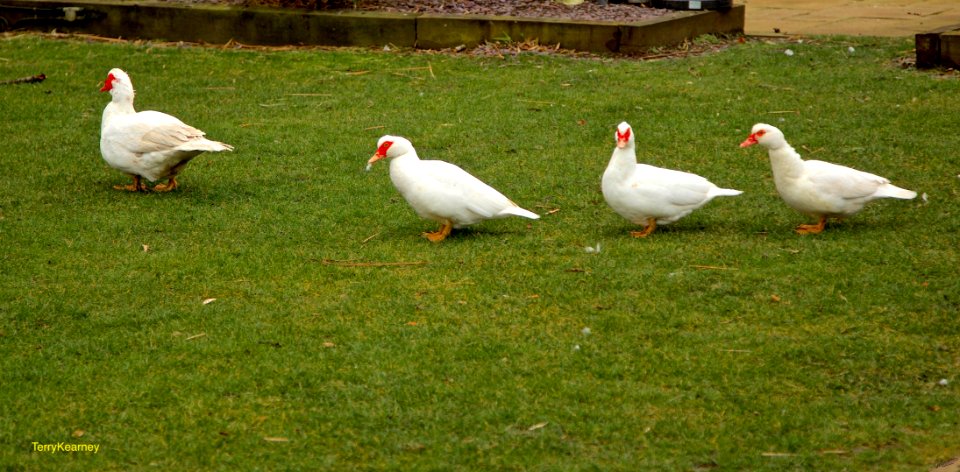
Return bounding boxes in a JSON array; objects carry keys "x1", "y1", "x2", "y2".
[
  {"x1": 606, "y1": 147, "x2": 637, "y2": 178},
  {"x1": 101, "y1": 91, "x2": 136, "y2": 131},
  {"x1": 388, "y1": 150, "x2": 423, "y2": 195},
  {"x1": 390, "y1": 149, "x2": 419, "y2": 166},
  {"x1": 766, "y1": 141, "x2": 805, "y2": 180}
]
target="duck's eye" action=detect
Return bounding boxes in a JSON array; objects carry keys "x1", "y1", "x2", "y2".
[{"x1": 756, "y1": 129, "x2": 766, "y2": 137}]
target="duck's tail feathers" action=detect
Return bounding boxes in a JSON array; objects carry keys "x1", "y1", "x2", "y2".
[
  {"x1": 188, "y1": 138, "x2": 234, "y2": 153},
  {"x1": 877, "y1": 184, "x2": 917, "y2": 200},
  {"x1": 500, "y1": 205, "x2": 540, "y2": 220},
  {"x1": 708, "y1": 187, "x2": 744, "y2": 198}
]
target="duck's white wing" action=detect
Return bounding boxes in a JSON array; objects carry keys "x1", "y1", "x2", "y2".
[
  {"x1": 108, "y1": 111, "x2": 217, "y2": 154},
  {"x1": 418, "y1": 159, "x2": 515, "y2": 218},
  {"x1": 635, "y1": 164, "x2": 714, "y2": 207},
  {"x1": 804, "y1": 160, "x2": 888, "y2": 200}
]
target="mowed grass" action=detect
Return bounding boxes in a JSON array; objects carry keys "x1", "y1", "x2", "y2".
[{"x1": 0, "y1": 33, "x2": 958, "y2": 470}]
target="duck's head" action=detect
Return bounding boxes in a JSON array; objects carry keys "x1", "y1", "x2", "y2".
[
  {"x1": 740, "y1": 123, "x2": 785, "y2": 149},
  {"x1": 366, "y1": 135, "x2": 414, "y2": 170},
  {"x1": 615, "y1": 122, "x2": 634, "y2": 150},
  {"x1": 99, "y1": 68, "x2": 134, "y2": 98}
]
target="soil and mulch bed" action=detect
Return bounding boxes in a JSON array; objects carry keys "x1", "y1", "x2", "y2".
[
  {"x1": 57, "y1": 0, "x2": 734, "y2": 59},
  {"x1": 148, "y1": 0, "x2": 672, "y2": 24}
]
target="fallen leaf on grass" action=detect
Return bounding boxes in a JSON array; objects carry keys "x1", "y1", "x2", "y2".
[
  {"x1": 761, "y1": 452, "x2": 796, "y2": 457},
  {"x1": 141, "y1": 244, "x2": 150, "y2": 252},
  {"x1": 72, "y1": 429, "x2": 85, "y2": 438},
  {"x1": 527, "y1": 422, "x2": 548, "y2": 431},
  {"x1": 546, "y1": 208, "x2": 560, "y2": 215},
  {"x1": 770, "y1": 294, "x2": 782, "y2": 303},
  {"x1": 185, "y1": 333, "x2": 206, "y2": 341},
  {"x1": 322, "y1": 342, "x2": 335, "y2": 348},
  {"x1": 406, "y1": 321, "x2": 418, "y2": 326},
  {"x1": 202, "y1": 298, "x2": 217, "y2": 305},
  {"x1": 263, "y1": 437, "x2": 289, "y2": 443}
]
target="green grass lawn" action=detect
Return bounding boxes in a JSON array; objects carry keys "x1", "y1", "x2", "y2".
[{"x1": 1, "y1": 33, "x2": 958, "y2": 470}]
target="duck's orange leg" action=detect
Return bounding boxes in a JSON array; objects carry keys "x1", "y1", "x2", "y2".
[
  {"x1": 630, "y1": 218, "x2": 657, "y2": 238},
  {"x1": 795, "y1": 216, "x2": 827, "y2": 235},
  {"x1": 114, "y1": 175, "x2": 148, "y2": 192},
  {"x1": 153, "y1": 177, "x2": 179, "y2": 193},
  {"x1": 423, "y1": 221, "x2": 453, "y2": 243}
]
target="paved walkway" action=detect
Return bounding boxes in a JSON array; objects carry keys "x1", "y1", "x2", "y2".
[{"x1": 742, "y1": 0, "x2": 960, "y2": 37}]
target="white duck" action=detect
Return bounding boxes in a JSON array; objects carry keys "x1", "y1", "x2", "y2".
[
  {"x1": 99, "y1": 68, "x2": 233, "y2": 192},
  {"x1": 602, "y1": 122, "x2": 742, "y2": 237},
  {"x1": 740, "y1": 123, "x2": 916, "y2": 234},
  {"x1": 367, "y1": 135, "x2": 539, "y2": 242}
]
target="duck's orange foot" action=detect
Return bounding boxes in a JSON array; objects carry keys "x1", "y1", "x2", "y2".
[
  {"x1": 113, "y1": 183, "x2": 143, "y2": 192},
  {"x1": 422, "y1": 221, "x2": 453, "y2": 243},
  {"x1": 153, "y1": 177, "x2": 179, "y2": 193},
  {"x1": 629, "y1": 218, "x2": 657, "y2": 238},
  {"x1": 795, "y1": 216, "x2": 827, "y2": 235},
  {"x1": 113, "y1": 175, "x2": 148, "y2": 192}
]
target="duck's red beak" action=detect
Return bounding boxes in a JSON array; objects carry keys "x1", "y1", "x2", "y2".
[{"x1": 739, "y1": 133, "x2": 759, "y2": 148}]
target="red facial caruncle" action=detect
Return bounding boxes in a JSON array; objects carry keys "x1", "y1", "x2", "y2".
[
  {"x1": 375, "y1": 140, "x2": 393, "y2": 158},
  {"x1": 367, "y1": 139, "x2": 395, "y2": 168},
  {"x1": 100, "y1": 73, "x2": 116, "y2": 92},
  {"x1": 616, "y1": 127, "x2": 631, "y2": 149},
  {"x1": 739, "y1": 128, "x2": 766, "y2": 148}
]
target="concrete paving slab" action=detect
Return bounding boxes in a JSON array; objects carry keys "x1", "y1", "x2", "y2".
[
  {"x1": 801, "y1": 18, "x2": 923, "y2": 36},
  {"x1": 743, "y1": 0, "x2": 960, "y2": 36}
]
